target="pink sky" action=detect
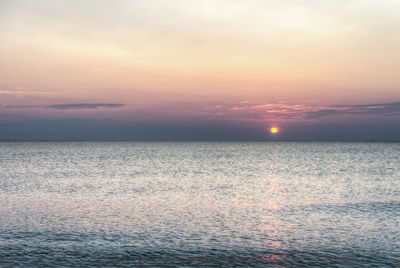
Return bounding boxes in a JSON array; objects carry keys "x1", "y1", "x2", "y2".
[{"x1": 0, "y1": 0, "x2": 399, "y2": 140}]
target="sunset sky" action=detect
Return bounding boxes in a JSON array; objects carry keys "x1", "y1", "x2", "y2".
[{"x1": 1, "y1": 0, "x2": 400, "y2": 140}]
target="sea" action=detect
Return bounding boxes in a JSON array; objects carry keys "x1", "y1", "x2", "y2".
[{"x1": 0, "y1": 142, "x2": 399, "y2": 267}]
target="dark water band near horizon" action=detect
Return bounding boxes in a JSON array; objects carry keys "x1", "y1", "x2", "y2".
[{"x1": 1, "y1": 142, "x2": 399, "y2": 267}]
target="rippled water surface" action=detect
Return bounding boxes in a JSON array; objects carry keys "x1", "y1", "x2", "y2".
[{"x1": 1, "y1": 142, "x2": 399, "y2": 267}]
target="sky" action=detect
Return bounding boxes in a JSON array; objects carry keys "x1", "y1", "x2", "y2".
[{"x1": 1, "y1": 0, "x2": 400, "y2": 140}]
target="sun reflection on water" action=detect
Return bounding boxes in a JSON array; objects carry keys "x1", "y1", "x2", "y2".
[{"x1": 257, "y1": 221, "x2": 289, "y2": 264}]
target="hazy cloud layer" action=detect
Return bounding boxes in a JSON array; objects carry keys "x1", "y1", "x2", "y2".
[
  {"x1": 0, "y1": 117, "x2": 399, "y2": 141},
  {"x1": 3, "y1": 101, "x2": 400, "y2": 121},
  {"x1": 1, "y1": 101, "x2": 400, "y2": 141}
]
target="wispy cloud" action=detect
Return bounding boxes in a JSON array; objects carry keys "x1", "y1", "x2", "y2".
[
  {"x1": 46, "y1": 103, "x2": 125, "y2": 110},
  {"x1": 202, "y1": 101, "x2": 400, "y2": 121},
  {"x1": 306, "y1": 102, "x2": 400, "y2": 119},
  {"x1": 3, "y1": 105, "x2": 39, "y2": 109},
  {"x1": 3, "y1": 103, "x2": 125, "y2": 110}
]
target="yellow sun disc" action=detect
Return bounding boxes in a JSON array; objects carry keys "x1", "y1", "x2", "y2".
[{"x1": 270, "y1": 127, "x2": 278, "y2": 134}]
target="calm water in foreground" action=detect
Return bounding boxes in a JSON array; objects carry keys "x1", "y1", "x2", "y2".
[{"x1": 0, "y1": 142, "x2": 399, "y2": 267}]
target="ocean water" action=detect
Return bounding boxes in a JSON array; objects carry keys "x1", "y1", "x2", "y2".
[{"x1": 0, "y1": 142, "x2": 399, "y2": 267}]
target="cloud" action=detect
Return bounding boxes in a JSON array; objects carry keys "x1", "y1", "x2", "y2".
[
  {"x1": 3, "y1": 105, "x2": 39, "y2": 109},
  {"x1": 2, "y1": 103, "x2": 125, "y2": 110},
  {"x1": 306, "y1": 102, "x2": 400, "y2": 119},
  {"x1": 46, "y1": 103, "x2": 125, "y2": 110},
  {"x1": 2, "y1": 100, "x2": 400, "y2": 121},
  {"x1": 202, "y1": 101, "x2": 400, "y2": 121}
]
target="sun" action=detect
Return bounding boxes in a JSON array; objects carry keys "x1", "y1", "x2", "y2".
[{"x1": 270, "y1": 127, "x2": 279, "y2": 134}]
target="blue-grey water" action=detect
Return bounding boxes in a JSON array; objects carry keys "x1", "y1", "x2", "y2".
[{"x1": 0, "y1": 142, "x2": 399, "y2": 267}]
